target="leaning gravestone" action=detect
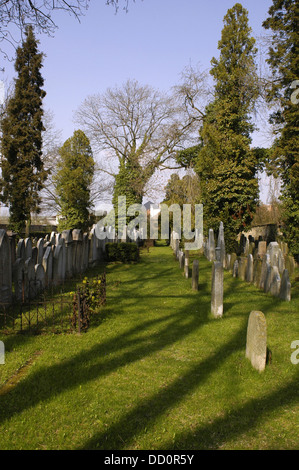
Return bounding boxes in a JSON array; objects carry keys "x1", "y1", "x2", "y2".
[
  {"x1": 0, "y1": 230, "x2": 12, "y2": 304},
  {"x1": 246, "y1": 311, "x2": 267, "y2": 372},
  {"x1": 211, "y1": 261, "x2": 223, "y2": 318}
]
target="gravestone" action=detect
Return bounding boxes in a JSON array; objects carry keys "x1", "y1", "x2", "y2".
[
  {"x1": 61, "y1": 230, "x2": 73, "y2": 278},
  {"x1": 16, "y1": 239, "x2": 25, "y2": 260},
  {"x1": 184, "y1": 251, "x2": 189, "y2": 279},
  {"x1": 257, "y1": 241, "x2": 267, "y2": 259},
  {"x1": 37, "y1": 239, "x2": 44, "y2": 265},
  {"x1": 24, "y1": 258, "x2": 36, "y2": 299},
  {"x1": 72, "y1": 229, "x2": 83, "y2": 275},
  {"x1": 179, "y1": 251, "x2": 185, "y2": 269},
  {"x1": 269, "y1": 266, "x2": 281, "y2": 297},
  {"x1": 82, "y1": 233, "x2": 90, "y2": 272},
  {"x1": 35, "y1": 264, "x2": 45, "y2": 294},
  {"x1": 233, "y1": 260, "x2": 238, "y2": 278},
  {"x1": 230, "y1": 253, "x2": 237, "y2": 272},
  {"x1": 211, "y1": 261, "x2": 223, "y2": 318},
  {"x1": 246, "y1": 254, "x2": 254, "y2": 283},
  {"x1": 267, "y1": 241, "x2": 280, "y2": 266},
  {"x1": 24, "y1": 238, "x2": 32, "y2": 260},
  {"x1": 253, "y1": 258, "x2": 262, "y2": 288},
  {"x1": 279, "y1": 269, "x2": 291, "y2": 301},
  {"x1": 192, "y1": 260, "x2": 199, "y2": 291},
  {"x1": 13, "y1": 258, "x2": 25, "y2": 302},
  {"x1": 53, "y1": 244, "x2": 65, "y2": 285},
  {"x1": 42, "y1": 246, "x2": 53, "y2": 287},
  {"x1": 259, "y1": 254, "x2": 270, "y2": 291},
  {"x1": 238, "y1": 257, "x2": 247, "y2": 281},
  {"x1": 31, "y1": 247, "x2": 38, "y2": 265},
  {"x1": 208, "y1": 229, "x2": 215, "y2": 262},
  {"x1": 246, "y1": 311, "x2": 267, "y2": 372},
  {"x1": 217, "y1": 221, "x2": 226, "y2": 268},
  {"x1": 0, "y1": 230, "x2": 12, "y2": 304},
  {"x1": 7, "y1": 232, "x2": 17, "y2": 269}
]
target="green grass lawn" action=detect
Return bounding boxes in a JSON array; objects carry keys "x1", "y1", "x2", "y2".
[{"x1": 0, "y1": 242, "x2": 298, "y2": 450}]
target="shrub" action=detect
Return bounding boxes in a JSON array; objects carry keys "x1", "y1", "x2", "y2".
[{"x1": 105, "y1": 242, "x2": 139, "y2": 263}]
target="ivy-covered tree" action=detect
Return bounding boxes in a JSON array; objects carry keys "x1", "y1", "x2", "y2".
[
  {"x1": 0, "y1": 25, "x2": 47, "y2": 234},
  {"x1": 195, "y1": 3, "x2": 260, "y2": 251},
  {"x1": 54, "y1": 130, "x2": 95, "y2": 232},
  {"x1": 263, "y1": 0, "x2": 299, "y2": 255}
]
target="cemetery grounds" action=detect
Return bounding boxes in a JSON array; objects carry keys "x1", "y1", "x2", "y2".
[{"x1": 0, "y1": 242, "x2": 298, "y2": 450}]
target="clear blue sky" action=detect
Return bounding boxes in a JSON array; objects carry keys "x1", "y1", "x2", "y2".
[{"x1": 1, "y1": 0, "x2": 274, "y2": 204}]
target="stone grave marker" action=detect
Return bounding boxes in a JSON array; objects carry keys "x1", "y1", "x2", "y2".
[
  {"x1": 246, "y1": 311, "x2": 267, "y2": 372},
  {"x1": 192, "y1": 260, "x2": 199, "y2": 291},
  {"x1": 211, "y1": 261, "x2": 223, "y2": 318}
]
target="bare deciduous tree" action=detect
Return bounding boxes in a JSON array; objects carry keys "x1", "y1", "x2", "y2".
[{"x1": 75, "y1": 79, "x2": 196, "y2": 201}]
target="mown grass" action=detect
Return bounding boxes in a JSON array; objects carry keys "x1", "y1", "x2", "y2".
[{"x1": 0, "y1": 242, "x2": 298, "y2": 450}]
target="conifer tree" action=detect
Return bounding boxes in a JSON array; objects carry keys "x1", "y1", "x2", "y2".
[
  {"x1": 0, "y1": 25, "x2": 47, "y2": 234},
  {"x1": 263, "y1": 0, "x2": 299, "y2": 255},
  {"x1": 54, "y1": 130, "x2": 95, "y2": 232},
  {"x1": 196, "y1": 3, "x2": 260, "y2": 250}
]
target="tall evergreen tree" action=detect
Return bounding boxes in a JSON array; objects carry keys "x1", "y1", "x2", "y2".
[
  {"x1": 54, "y1": 130, "x2": 95, "y2": 232},
  {"x1": 263, "y1": 0, "x2": 299, "y2": 255},
  {"x1": 0, "y1": 25, "x2": 47, "y2": 234},
  {"x1": 196, "y1": 3, "x2": 260, "y2": 250}
]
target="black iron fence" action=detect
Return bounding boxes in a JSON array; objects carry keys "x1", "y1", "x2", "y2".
[{"x1": 0, "y1": 272, "x2": 106, "y2": 335}]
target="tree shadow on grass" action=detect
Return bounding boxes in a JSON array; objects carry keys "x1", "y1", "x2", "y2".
[{"x1": 0, "y1": 291, "x2": 212, "y2": 427}]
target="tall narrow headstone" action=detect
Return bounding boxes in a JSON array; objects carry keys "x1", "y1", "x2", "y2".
[
  {"x1": 13, "y1": 258, "x2": 25, "y2": 302},
  {"x1": 246, "y1": 311, "x2": 267, "y2": 372},
  {"x1": 208, "y1": 229, "x2": 215, "y2": 262},
  {"x1": 42, "y1": 246, "x2": 53, "y2": 288},
  {"x1": 246, "y1": 254, "x2": 254, "y2": 283},
  {"x1": 211, "y1": 261, "x2": 223, "y2": 318},
  {"x1": 192, "y1": 260, "x2": 199, "y2": 291}
]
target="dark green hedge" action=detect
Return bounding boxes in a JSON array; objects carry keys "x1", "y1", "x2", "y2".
[{"x1": 105, "y1": 242, "x2": 139, "y2": 263}]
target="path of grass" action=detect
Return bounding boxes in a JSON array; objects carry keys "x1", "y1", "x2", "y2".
[{"x1": 0, "y1": 243, "x2": 298, "y2": 450}]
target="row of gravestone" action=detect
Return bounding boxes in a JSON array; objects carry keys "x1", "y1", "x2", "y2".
[
  {"x1": 203, "y1": 226, "x2": 294, "y2": 302},
  {"x1": 171, "y1": 232, "x2": 284, "y2": 373},
  {"x1": 0, "y1": 226, "x2": 108, "y2": 305}
]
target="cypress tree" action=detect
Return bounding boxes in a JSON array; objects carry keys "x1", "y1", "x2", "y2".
[
  {"x1": 263, "y1": 0, "x2": 299, "y2": 255},
  {"x1": 54, "y1": 130, "x2": 95, "y2": 232},
  {"x1": 196, "y1": 3, "x2": 260, "y2": 251},
  {"x1": 0, "y1": 25, "x2": 47, "y2": 234}
]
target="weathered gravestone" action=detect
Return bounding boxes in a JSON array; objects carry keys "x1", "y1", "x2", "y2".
[
  {"x1": 211, "y1": 261, "x2": 223, "y2": 318},
  {"x1": 269, "y1": 266, "x2": 281, "y2": 297},
  {"x1": 0, "y1": 230, "x2": 12, "y2": 304},
  {"x1": 53, "y1": 243, "x2": 65, "y2": 286},
  {"x1": 233, "y1": 259, "x2": 238, "y2": 278},
  {"x1": 192, "y1": 260, "x2": 199, "y2": 291},
  {"x1": 279, "y1": 269, "x2": 291, "y2": 301},
  {"x1": 246, "y1": 311, "x2": 267, "y2": 372}
]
